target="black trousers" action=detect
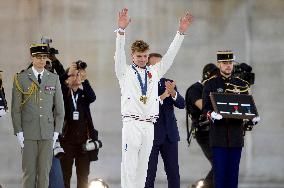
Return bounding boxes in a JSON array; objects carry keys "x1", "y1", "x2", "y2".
[
  {"x1": 145, "y1": 138, "x2": 180, "y2": 188},
  {"x1": 195, "y1": 131, "x2": 214, "y2": 188},
  {"x1": 60, "y1": 144, "x2": 90, "y2": 188}
]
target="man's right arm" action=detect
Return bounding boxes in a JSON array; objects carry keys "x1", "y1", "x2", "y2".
[
  {"x1": 194, "y1": 99, "x2": 202, "y2": 110},
  {"x1": 114, "y1": 8, "x2": 131, "y2": 80},
  {"x1": 11, "y1": 74, "x2": 23, "y2": 135},
  {"x1": 114, "y1": 32, "x2": 127, "y2": 79},
  {"x1": 52, "y1": 59, "x2": 65, "y2": 76},
  {"x1": 187, "y1": 86, "x2": 202, "y2": 110}
]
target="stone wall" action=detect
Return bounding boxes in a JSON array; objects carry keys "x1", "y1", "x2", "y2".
[{"x1": 0, "y1": 0, "x2": 283, "y2": 186}]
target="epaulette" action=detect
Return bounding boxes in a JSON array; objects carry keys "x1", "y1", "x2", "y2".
[{"x1": 202, "y1": 75, "x2": 217, "y2": 85}]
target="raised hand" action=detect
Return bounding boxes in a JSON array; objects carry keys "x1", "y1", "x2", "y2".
[
  {"x1": 79, "y1": 69, "x2": 87, "y2": 82},
  {"x1": 68, "y1": 63, "x2": 78, "y2": 76},
  {"x1": 178, "y1": 11, "x2": 194, "y2": 33},
  {"x1": 118, "y1": 8, "x2": 131, "y2": 29}
]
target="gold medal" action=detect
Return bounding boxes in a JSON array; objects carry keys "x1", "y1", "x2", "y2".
[{"x1": 140, "y1": 95, "x2": 147, "y2": 104}]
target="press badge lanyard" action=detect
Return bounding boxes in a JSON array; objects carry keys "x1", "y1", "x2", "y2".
[
  {"x1": 132, "y1": 64, "x2": 148, "y2": 104},
  {"x1": 71, "y1": 90, "x2": 79, "y2": 120}
]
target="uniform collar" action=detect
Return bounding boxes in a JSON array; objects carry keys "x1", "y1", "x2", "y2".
[
  {"x1": 32, "y1": 66, "x2": 44, "y2": 78},
  {"x1": 219, "y1": 72, "x2": 232, "y2": 81}
]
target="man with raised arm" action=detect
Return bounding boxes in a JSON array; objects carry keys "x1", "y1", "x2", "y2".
[{"x1": 114, "y1": 8, "x2": 193, "y2": 188}]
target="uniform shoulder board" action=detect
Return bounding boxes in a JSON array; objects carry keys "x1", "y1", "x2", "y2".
[
  {"x1": 235, "y1": 77, "x2": 249, "y2": 85},
  {"x1": 202, "y1": 75, "x2": 217, "y2": 85}
]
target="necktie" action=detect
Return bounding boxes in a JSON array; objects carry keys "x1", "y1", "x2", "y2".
[{"x1": 38, "y1": 74, "x2": 41, "y2": 84}]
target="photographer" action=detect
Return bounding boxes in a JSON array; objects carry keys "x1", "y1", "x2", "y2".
[
  {"x1": 59, "y1": 61, "x2": 101, "y2": 188},
  {"x1": 185, "y1": 63, "x2": 218, "y2": 188},
  {"x1": 46, "y1": 47, "x2": 65, "y2": 188},
  {"x1": 0, "y1": 70, "x2": 8, "y2": 117}
]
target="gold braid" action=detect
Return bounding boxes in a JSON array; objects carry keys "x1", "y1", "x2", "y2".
[
  {"x1": 14, "y1": 74, "x2": 38, "y2": 107},
  {"x1": 225, "y1": 83, "x2": 250, "y2": 93}
]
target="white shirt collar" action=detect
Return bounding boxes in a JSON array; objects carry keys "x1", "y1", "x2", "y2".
[{"x1": 32, "y1": 66, "x2": 44, "y2": 79}]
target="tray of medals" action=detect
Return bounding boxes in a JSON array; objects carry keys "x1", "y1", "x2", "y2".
[{"x1": 209, "y1": 92, "x2": 258, "y2": 119}]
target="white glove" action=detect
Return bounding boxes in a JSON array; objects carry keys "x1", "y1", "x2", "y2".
[
  {"x1": 16, "y1": 132, "x2": 24, "y2": 148},
  {"x1": 252, "y1": 116, "x2": 260, "y2": 125},
  {"x1": 53, "y1": 132, "x2": 59, "y2": 149},
  {"x1": 0, "y1": 109, "x2": 6, "y2": 117},
  {"x1": 208, "y1": 111, "x2": 223, "y2": 121}
]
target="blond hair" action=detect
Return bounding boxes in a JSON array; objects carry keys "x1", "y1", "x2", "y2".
[{"x1": 131, "y1": 40, "x2": 149, "y2": 53}]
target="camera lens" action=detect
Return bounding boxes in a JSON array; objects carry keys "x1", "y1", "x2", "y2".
[
  {"x1": 76, "y1": 60, "x2": 87, "y2": 70},
  {"x1": 79, "y1": 62, "x2": 87, "y2": 69}
]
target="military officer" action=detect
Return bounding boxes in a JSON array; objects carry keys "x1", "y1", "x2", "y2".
[
  {"x1": 202, "y1": 50, "x2": 260, "y2": 188},
  {"x1": 11, "y1": 43, "x2": 65, "y2": 188}
]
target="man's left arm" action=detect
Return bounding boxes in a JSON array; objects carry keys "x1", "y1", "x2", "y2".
[
  {"x1": 171, "y1": 87, "x2": 185, "y2": 109},
  {"x1": 154, "y1": 11, "x2": 193, "y2": 78},
  {"x1": 166, "y1": 80, "x2": 185, "y2": 109},
  {"x1": 53, "y1": 76, "x2": 65, "y2": 133},
  {"x1": 82, "y1": 79, "x2": 96, "y2": 103}
]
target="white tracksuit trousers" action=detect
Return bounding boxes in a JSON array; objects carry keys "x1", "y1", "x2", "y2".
[{"x1": 121, "y1": 120, "x2": 154, "y2": 188}]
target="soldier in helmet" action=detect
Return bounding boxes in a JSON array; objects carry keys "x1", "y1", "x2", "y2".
[
  {"x1": 11, "y1": 43, "x2": 65, "y2": 188},
  {"x1": 202, "y1": 50, "x2": 260, "y2": 188}
]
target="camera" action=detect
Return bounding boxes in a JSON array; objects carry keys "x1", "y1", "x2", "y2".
[
  {"x1": 41, "y1": 36, "x2": 59, "y2": 55},
  {"x1": 53, "y1": 140, "x2": 65, "y2": 159},
  {"x1": 49, "y1": 47, "x2": 59, "y2": 55},
  {"x1": 233, "y1": 63, "x2": 255, "y2": 86},
  {"x1": 82, "y1": 139, "x2": 102, "y2": 152},
  {"x1": 75, "y1": 60, "x2": 87, "y2": 70},
  {"x1": 41, "y1": 36, "x2": 53, "y2": 45},
  {"x1": 44, "y1": 61, "x2": 53, "y2": 72}
]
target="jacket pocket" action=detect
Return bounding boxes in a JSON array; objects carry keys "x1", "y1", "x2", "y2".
[{"x1": 48, "y1": 116, "x2": 54, "y2": 125}]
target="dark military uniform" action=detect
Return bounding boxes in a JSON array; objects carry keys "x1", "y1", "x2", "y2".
[
  {"x1": 203, "y1": 73, "x2": 250, "y2": 188},
  {"x1": 203, "y1": 74, "x2": 249, "y2": 147}
]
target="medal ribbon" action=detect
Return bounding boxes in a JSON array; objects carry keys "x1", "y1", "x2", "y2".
[{"x1": 132, "y1": 64, "x2": 148, "y2": 96}]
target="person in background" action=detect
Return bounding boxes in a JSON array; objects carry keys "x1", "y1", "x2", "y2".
[
  {"x1": 185, "y1": 63, "x2": 219, "y2": 188},
  {"x1": 145, "y1": 53, "x2": 185, "y2": 188},
  {"x1": 59, "y1": 61, "x2": 101, "y2": 188}
]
